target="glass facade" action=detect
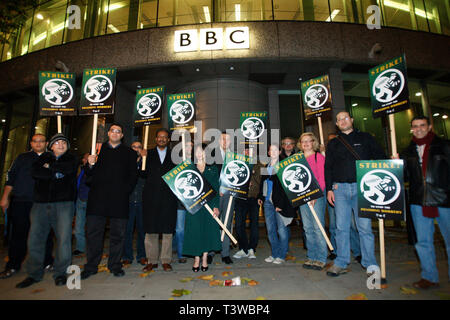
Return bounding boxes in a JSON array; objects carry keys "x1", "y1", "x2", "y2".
[{"x1": 2, "y1": 0, "x2": 449, "y2": 62}]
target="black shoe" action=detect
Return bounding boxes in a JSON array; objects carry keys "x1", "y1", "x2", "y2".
[
  {"x1": 54, "y1": 275, "x2": 67, "y2": 286},
  {"x1": 73, "y1": 250, "x2": 84, "y2": 256},
  {"x1": 80, "y1": 270, "x2": 97, "y2": 280},
  {"x1": 222, "y1": 256, "x2": 233, "y2": 264},
  {"x1": 0, "y1": 268, "x2": 17, "y2": 279},
  {"x1": 354, "y1": 256, "x2": 362, "y2": 264},
  {"x1": 207, "y1": 255, "x2": 213, "y2": 264},
  {"x1": 113, "y1": 269, "x2": 125, "y2": 277},
  {"x1": 201, "y1": 266, "x2": 209, "y2": 272},
  {"x1": 192, "y1": 266, "x2": 200, "y2": 273},
  {"x1": 44, "y1": 264, "x2": 54, "y2": 272},
  {"x1": 328, "y1": 253, "x2": 337, "y2": 260},
  {"x1": 178, "y1": 258, "x2": 187, "y2": 264},
  {"x1": 16, "y1": 277, "x2": 39, "y2": 289}
]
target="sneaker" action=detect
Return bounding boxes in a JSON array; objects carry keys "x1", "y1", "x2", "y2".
[
  {"x1": 233, "y1": 249, "x2": 249, "y2": 259},
  {"x1": 326, "y1": 264, "x2": 349, "y2": 277},
  {"x1": 265, "y1": 256, "x2": 275, "y2": 263},
  {"x1": 302, "y1": 259, "x2": 315, "y2": 269},
  {"x1": 247, "y1": 249, "x2": 256, "y2": 259},
  {"x1": 312, "y1": 261, "x2": 326, "y2": 271},
  {"x1": 273, "y1": 258, "x2": 285, "y2": 264}
]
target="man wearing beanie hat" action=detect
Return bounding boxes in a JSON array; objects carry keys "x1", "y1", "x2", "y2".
[{"x1": 16, "y1": 133, "x2": 78, "y2": 288}]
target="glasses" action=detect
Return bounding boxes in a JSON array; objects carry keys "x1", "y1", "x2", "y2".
[
  {"x1": 337, "y1": 116, "x2": 350, "y2": 122},
  {"x1": 132, "y1": 145, "x2": 142, "y2": 149},
  {"x1": 109, "y1": 129, "x2": 122, "y2": 134},
  {"x1": 282, "y1": 142, "x2": 295, "y2": 145},
  {"x1": 53, "y1": 140, "x2": 67, "y2": 145}
]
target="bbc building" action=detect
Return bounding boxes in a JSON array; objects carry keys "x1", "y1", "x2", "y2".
[{"x1": 0, "y1": 0, "x2": 449, "y2": 193}]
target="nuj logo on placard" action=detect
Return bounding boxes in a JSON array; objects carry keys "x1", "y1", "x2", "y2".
[
  {"x1": 223, "y1": 160, "x2": 250, "y2": 187},
  {"x1": 304, "y1": 84, "x2": 328, "y2": 109},
  {"x1": 170, "y1": 100, "x2": 194, "y2": 124},
  {"x1": 360, "y1": 169, "x2": 401, "y2": 205},
  {"x1": 241, "y1": 117, "x2": 265, "y2": 139},
  {"x1": 84, "y1": 75, "x2": 113, "y2": 103},
  {"x1": 372, "y1": 69, "x2": 405, "y2": 104},
  {"x1": 137, "y1": 93, "x2": 162, "y2": 117},
  {"x1": 282, "y1": 163, "x2": 311, "y2": 193},
  {"x1": 174, "y1": 170, "x2": 203, "y2": 199},
  {"x1": 42, "y1": 79, "x2": 73, "y2": 105}
]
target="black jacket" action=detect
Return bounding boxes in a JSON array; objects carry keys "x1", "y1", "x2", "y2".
[
  {"x1": 325, "y1": 129, "x2": 386, "y2": 192},
  {"x1": 6, "y1": 151, "x2": 41, "y2": 202},
  {"x1": 86, "y1": 142, "x2": 138, "y2": 219},
  {"x1": 258, "y1": 164, "x2": 297, "y2": 218},
  {"x1": 32, "y1": 151, "x2": 78, "y2": 203},
  {"x1": 401, "y1": 135, "x2": 450, "y2": 207}
]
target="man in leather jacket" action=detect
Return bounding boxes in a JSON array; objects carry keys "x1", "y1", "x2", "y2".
[{"x1": 400, "y1": 116, "x2": 450, "y2": 289}]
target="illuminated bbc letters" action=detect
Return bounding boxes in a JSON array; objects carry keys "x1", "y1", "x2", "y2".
[{"x1": 174, "y1": 27, "x2": 249, "y2": 52}]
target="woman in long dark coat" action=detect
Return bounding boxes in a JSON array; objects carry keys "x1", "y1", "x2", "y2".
[{"x1": 182, "y1": 144, "x2": 221, "y2": 272}]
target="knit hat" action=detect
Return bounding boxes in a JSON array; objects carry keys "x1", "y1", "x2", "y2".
[{"x1": 48, "y1": 133, "x2": 70, "y2": 150}]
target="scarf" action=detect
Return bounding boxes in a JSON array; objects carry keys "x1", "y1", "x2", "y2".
[{"x1": 412, "y1": 131, "x2": 438, "y2": 218}]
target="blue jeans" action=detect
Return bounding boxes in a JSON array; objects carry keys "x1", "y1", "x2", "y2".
[
  {"x1": 74, "y1": 198, "x2": 87, "y2": 252},
  {"x1": 123, "y1": 202, "x2": 146, "y2": 261},
  {"x1": 328, "y1": 203, "x2": 361, "y2": 256},
  {"x1": 410, "y1": 205, "x2": 450, "y2": 283},
  {"x1": 333, "y1": 183, "x2": 377, "y2": 269},
  {"x1": 175, "y1": 209, "x2": 186, "y2": 259},
  {"x1": 300, "y1": 196, "x2": 327, "y2": 263},
  {"x1": 26, "y1": 201, "x2": 74, "y2": 280},
  {"x1": 264, "y1": 201, "x2": 289, "y2": 260}
]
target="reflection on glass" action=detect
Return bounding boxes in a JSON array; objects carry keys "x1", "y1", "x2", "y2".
[
  {"x1": 106, "y1": 0, "x2": 131, "y2": 34},
  {"x1": 218, "y1": 0, "x2": 272, "y2": 22},
  {"x1": 139, "y1": 0, "x2": 158, "y2": 28},
  {"x1": 158, "y1": 0, "x2": 212, "y2": 27}
]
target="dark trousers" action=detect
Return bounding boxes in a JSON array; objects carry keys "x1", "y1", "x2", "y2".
[
  {"x1": 85, "y1": 215, "x2": 127, "y2": 273},
  {"x1": 234, "y1": 197, "x2": 259, "y2": 253},
  {"x1": 6, "y1": 201, "x2": 54, "y2": 270}
]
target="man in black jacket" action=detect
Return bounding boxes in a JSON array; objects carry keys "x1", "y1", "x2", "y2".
[
  {"x1": 400, "y1": 116, "x2": 450, "y2": 289},
  {"x1": 0, "y1": 134, "x2": 54, "y2": 279},
  {"x1": 16, "y1": 133, "x2": 78, "y2": 288},
  {"x1": 325, "y1": 111, "x2": 386, "y2": 277},
  {"x1": 81, "y1": 123, "x2": 138, "y2": 279}
]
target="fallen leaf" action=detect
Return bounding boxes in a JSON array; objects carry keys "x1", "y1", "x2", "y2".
[
  {"x1": 31, "y1": 289, "x2": 45, "y2": 294},
  {"x1": 171, "y1": 289, "x2": 191, "y2": 297},
  {"x1": 140, "y1": 271, "x2": 153, "y2": 278},
  {"x1": 222, "y1": 271, "x2": 233, "y2": 277},
  {"x1": 102, "y1": 254, "x2": 109, "y2": 259},
  {"x1": 209, "y1": 280, "x2": 224, "y2": 287},
  {"x1": 381, "y1": 284, "x2": 388, "y2": 289},
  {"x1": 123, "y1": 264, "x2": 131, "y2": 269},
  {"x1": 434, "y1": 291, "x2": 450, "y2": 300},
  {"x1": 248, "y1": 280, "x2": 259, "y2": 286},
  {"x1": 215, "y1": 262, "x2": 221, "y2": 265},
  {"x1": 168, "y1": 298, "x2": 174, "y2": 300},
  {"x1": 255, "y1": 296, "x2": 266, "y2": 300},
  {"x1": 225, "y1": 266, "x2": 232, "y2": 270},
  {"x1": 346, "y1": 293, "x2": 368, "y2": 300},
  {"x1": 247, "y1": 264, "x2": 252, "y2": 267},
  {"x1": 4, "y1": 256, "x2": 9, "y2": 262},
  {"x1": 179, "y1": 277, "x2": 193, "y2": 283},
  {"x1": 240, "y1": 277, "x2": 252, "y2": 284},
  {"x1": 285, "y1": 255, "x2": 296, "y2": 261},
  {"x1": 79, "y1": 265, "x2": 84, "y2": 269},
  {"x1": 197, "y1": 275, "x2": 214, "y2": 281},
  {"x1": 400, "y1": 286, "x2": 418, "y2": 295}
]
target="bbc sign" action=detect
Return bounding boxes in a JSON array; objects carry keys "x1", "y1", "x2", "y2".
[{"x1": 174, "y1": 27, "x2": 249, "y2": 52}]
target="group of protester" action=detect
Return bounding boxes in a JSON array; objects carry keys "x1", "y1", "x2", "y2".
[{"x1": 0, "y1": 111, "x2": 448, "y2": 291}]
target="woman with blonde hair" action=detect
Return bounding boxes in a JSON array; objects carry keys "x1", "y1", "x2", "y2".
[{"x1": 297, "y1": 132, "x2": 328, "y2": 271}]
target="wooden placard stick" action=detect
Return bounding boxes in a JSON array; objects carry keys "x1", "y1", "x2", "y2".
[
  {"x1": 57, "y1": 116, "x2": 62, "y2": 134},
  {"x1": 221, "y1": 196, "x2": 234, "y2": 241},
  {"x1": 91, "y1": 114, "x2": 98, "y2": 155},
  {"x1": 317, "y1": 116, "x2": 325, "y2": 154},
  {"x1": 205, "y1": 203, "x2": 237, "y2": 245},
  {"x1": 141, "y1": 125, "x2": 149, "y2": 170},
  {"x1": 181, "y1": 130, "x2": 186, "y2": 161},
  {"x1": 308, "y1": 202, "x2": 334, "y2": 251}
]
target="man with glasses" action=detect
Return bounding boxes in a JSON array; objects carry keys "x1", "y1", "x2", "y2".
[
  {"x1": 16, "y1": 133, "x2": 78, "y2": 288},
  {"x1": 280, "y1": 137, "x2": 297, "y2": 160},
  {"x1": 325, "y1": 111, "x2": 385, "y2": 277},
  {"x1": 122, "y1": 141, "x2": 147, "y2": 267},
  {"x1": 0, "y1": 134, "x2": 54, "y2": 280},
  {"x1": 81, "y1": 123, "x2": 138, "y2": 280}
]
